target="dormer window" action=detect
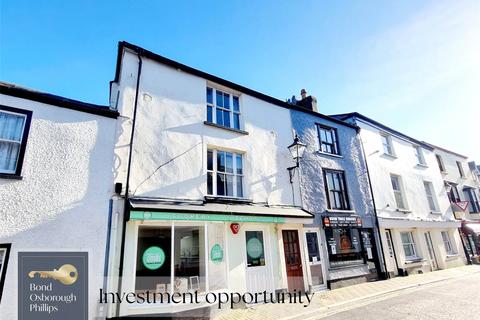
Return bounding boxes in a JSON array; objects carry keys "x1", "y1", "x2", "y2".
[{"x1": 206, "y1": 87, "x2": 241, "y2": 130}]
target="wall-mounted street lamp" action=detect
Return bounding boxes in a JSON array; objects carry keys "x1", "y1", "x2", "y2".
[{"x1": 287, "y1": 134, "x2": 306, "y2": 183}]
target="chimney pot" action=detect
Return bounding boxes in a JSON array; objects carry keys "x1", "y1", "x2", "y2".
[{"x1": 301, "y1": 89, "x2": 307, "y2": 99}]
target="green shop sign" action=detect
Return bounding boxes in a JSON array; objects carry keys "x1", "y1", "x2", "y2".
[
  {"x1": 210, "y1": 244, "x2": 223, "y2": 263},
  {"x1": 247, "y1": 238, "x2": 263, "y2": 259},
  {"x1": 142, "y1": 246, "x2": 165, "y2": 270},
  {"x1": 130, "y1": 211, "x2": 285, "y2": 223}
]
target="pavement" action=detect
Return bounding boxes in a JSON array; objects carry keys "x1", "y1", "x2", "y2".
[{"x1": 213, "y1": 265, "x2": 480, "y2": 320}]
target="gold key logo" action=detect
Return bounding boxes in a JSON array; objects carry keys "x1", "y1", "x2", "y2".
[{"x1": 28, "y1": 264, "x2": 78, "y2": 285}]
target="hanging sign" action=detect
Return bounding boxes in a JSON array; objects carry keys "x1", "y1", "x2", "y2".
[
  {"x1": 246, "y1": 238, "x2": 263, "y2": 259},
  {"x1": 142, "y1": 246, "x2": 165, "y2": 270},
  {"x1": 230, "y1": 223, "x2": 240, "y2": 234},
  {"x1": 210, "y1": 244, "x2": 224, "y2": 263}
]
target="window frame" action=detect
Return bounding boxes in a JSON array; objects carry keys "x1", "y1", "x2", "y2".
[
  {"x1": 207, "y1": 148, "x2": 244, "y2": 198},
  {"x1": 390, "y1": 174, "x2": 408, "y2": 210},
  {"x1": 464, "y1": 188, "x2": 480, "y2": 213},
  {"x1": 400, "y1": 231, "x2": 419, "y2": 260},
  {"x1": 456, "y1": 161, "x2": 465, "y2": 178},
  {"x1": 317, "y1": 124, "x2": 340, "y2": 155},
  {"x1": 435, "y1": 154, "x2": 446, "y2": 173},
  {"x1": 380, "y1": 133, "x2": 395, "y2": 156},
  {"x1": 447, "y1": 182, "x2": 461, "y2": 203},
  {"x1": 0, "y1": 106, "x2": 32, "y2": 178},
  {"x1": 206, "y1": 87, "x2": 241, "y2": 131},
  {"x1": 323, "y1": 169, "x2": 351, "y2": 210},
  {"x1": 423, "y1": 181, "x2": 438, "y2": 212},
  {"x1": 0, "y1": 243, "x2": 11, "y2": 303},
  {"x1": 414, "y1": 146, "x2": 426, "y2": 166},
  {"x1": 441, "y1": 231, "x2": 456, "y2": 255}
]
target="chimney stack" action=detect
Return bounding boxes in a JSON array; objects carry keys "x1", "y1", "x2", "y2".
[{"x1": 295, "y1": 89, "x2": 318, "y2": 113}]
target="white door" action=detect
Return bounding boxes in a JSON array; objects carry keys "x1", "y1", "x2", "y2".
[
  {"x1": 303, "y1": 229, "x2": 327, "y2": 291},
  {"x1": 245, "y1": 228, "x2": 274, "y2": 297},
  {"x1": 424, "y1": 232, "x2": 438, "y2": 270}
]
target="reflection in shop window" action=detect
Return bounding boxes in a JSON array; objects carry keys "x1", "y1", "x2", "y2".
[
  {"x1": 325, "y1": 228, "x2": 364, "y2": 268},
  {"x1": 246, "y1": 231, "x2": 265, "y2": 267}
]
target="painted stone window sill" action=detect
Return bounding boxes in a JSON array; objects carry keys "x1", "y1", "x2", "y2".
[
  {"x1": 395, "y1": 208, "x2": 412, "y2": 214},
  {"x1": 382, "y1": 153, "x2": 397, "y2": 159},
  {"x1": 326, "y1": 209, "x2": 355, "y2": 214},
  {"x1": 445, "y1": 254, "x2": 459, "y2": 260},
  {"x1": 430, "y1": 211, "x2": 442, "y2": 215},
  {"x1": 316, "y1": 151, "x2": 343, "y2": 159},
  {"x1": 404, "y1": 258, "x2": 425, "y2": 265},
  {"x1": 203, "y1": 121, "x2": 248, "y2": 135},
  {"x1": 440, "y1": 171, "x2": 448, "y2": 175},
  {"x1": 204, "y1": 196, "x2": 252, "y2": 204},
  {"x1": 0, "y1": 173, "x2": 23, "y2": 180},
  {"x1": 416, "y1": 163, "x2": 428, "y2": 168}
]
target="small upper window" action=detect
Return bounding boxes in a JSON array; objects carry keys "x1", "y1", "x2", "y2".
[
  {"x1": 456, "y1": 161, "x2": 465, "y2": 178},
  {"x1": 0, "y1": 107, "x2": 32, "y2": 177},
  {"x1": 206, "y1": 87, "x2": 241, "y2": 130},
  {"x1": 436, "y1": 154, "x2": 446, "y2": 172},
  {"x1": 414, "y1": 146, "x2": 426, "y2": 165},
  {"x1": 317, "y1": 125, "x2": 340, "y2": 155},
  {"x1": 380, "y1": 134, "x2": 395, "y2": 156}
]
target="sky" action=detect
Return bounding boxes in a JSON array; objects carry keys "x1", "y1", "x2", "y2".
[{"x1": 1, "y1": 0, "x2": 479, "y2": 160}]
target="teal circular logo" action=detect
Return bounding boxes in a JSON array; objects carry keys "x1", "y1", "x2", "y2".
[
  {"x1": 210, "y1": 244, "x2": 223, "y2": 263},
  {"x1": 247, "y1": 238, "x2": 263, "y2": 259},
  {"x1": 142, "y1": 246, "x2": 165, "y2": 270}
]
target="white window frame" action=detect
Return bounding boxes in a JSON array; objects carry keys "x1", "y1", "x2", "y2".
[
  {"x1": 390, "y1": 174, "x2": 408, "y2": 210},
  {"x1": 380, "y1": 133, "x2": 395, "y2": 156},
  {"x1": 207, "y1": 148, "x2": 244, "y2": 198},
  {"x1": 423, "y1": 181, "x2": 438, "y2": 212},
  {"x1": 400, "y1": 231, "x2": 419, "y2": 260},
  {"x1": 0, "y1": 109, "x2": 27, "y2": 174},
  {"x1": 456, "y1": 161, "x2": 465, "y2": 178},
  {"x1": 441, "y1": 231, "x2": 456, "y2": 255},
  {"x1": 414, "y1": 146, "x2": 426, "y2": 166},
  {"x1": 206, "y1": 87, "x2": 241, "y2": 130},
  {"x1": 436, "y1": 154, "x2": 446, "y2": 173}
]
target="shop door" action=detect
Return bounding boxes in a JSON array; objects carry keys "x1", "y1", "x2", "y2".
[
  {"x1": 424, "y1": 232, "x2": 438, "y2": 270},
  {"x1": 282, "y1": 230, "x2": 305, "y2": 292},
  {"x1": 303, "y1": 229, "x2": 327, "y2": 291},
  {"x1": 245, "y1": 229, "x2": 273, "y2": 298}
]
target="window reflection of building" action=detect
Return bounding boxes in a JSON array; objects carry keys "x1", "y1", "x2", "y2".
[{"x1": 325, "y1": 228, "x2": 364, "y2": 268}]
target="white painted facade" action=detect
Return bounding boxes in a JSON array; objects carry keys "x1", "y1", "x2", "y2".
[
  {"x1": 338, "y1": 114, "x2": 466, "y2": 277},
  {"x1": 0, "y1": 92, "x2": 117, "y2": 319},
  {"x1": 107, "y1": 46, "x2": 314, "y2": 317}
]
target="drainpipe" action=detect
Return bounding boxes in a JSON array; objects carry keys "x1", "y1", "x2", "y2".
[
  {"x1": 358, "y1": 129, "x2": 389, "y2": 280},
  {"x1": 115, "y1": 50, "x2": 143, "y2": 317},
  {"x1": 103, "y1": 199, "x2": 114, "y2": 290}
]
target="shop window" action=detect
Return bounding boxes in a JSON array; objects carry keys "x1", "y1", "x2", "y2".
[
  {"x1": 135, "y1": 225, "x2": 206, "y2": 296},
  {"x1": 441, "y1": 231, "x2": 456, "y2": 255},
  {"x1": 0, "y1": 243, "x2": 11, "y2": 303},
  {"x1": 400, "y1": 231, "x2": 419, "y2": 260},
  {"x1": 325, "y1": 228, "x2": 363, "y2": 268},
  {"x1": 207, "y1": 149, "x2": 244, "y2": 198},
  {"x1": 246, "y1": 231, "x2": 265, "y2": 267}
]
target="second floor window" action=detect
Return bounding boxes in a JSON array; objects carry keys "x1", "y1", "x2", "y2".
[
  {"x1": 464, "y1": 188, "x2": 480, "y2": 213},
  {"x1": 414, "y1": 146, "x2": 426, "y2": 165},
  {"x1": 381, "y1": 134, "x2": 394, "y2": 156},
  {"x1": 390, "y1": 174, "x2": 407, "y2": 210},
  {"x1": 456, "y1": 161, "x2": 465, "y2": 178},
  {"x1": 436, "y1": 154, "x2": 446, "y2": 172},
  {"x1": 323, "y1": 169, "x2": 350, "y2": 210},
  {"x1": 317, "y1": 125, "x2": 339, "y2": 155},
  {"x1": 206, "y1": 87, "x2": 241, "y2": 130},
  {"x1": 207, "y1": 149, "x2": 243, "y2": 198},
  {"x1": 0, "y1": 107, "x2": 32, "y2": 176}
]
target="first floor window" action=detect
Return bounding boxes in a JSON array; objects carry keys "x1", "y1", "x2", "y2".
[
  {"x1": 464, "y1": 188, "x2": 480, "y2": 213},
  {"x1": 0, "y1": 243, "x2": 11, "y2": 303},
  {"x1": 423, "y1": 181, "x2": 438, "y2": 211},
  {"x1": 325, "y1": 228, "x2": 364, "y2": 267},
  {"x1": 207, "y1": 149, "x2": 244, "y2": 198},
  {"x1": 441, "y1": 231, "x2": 456, "y2": 255},
  {"x1": 390, "y1": 174, "x2": 407, "y2": 210},
  {"x1": 0, "y1": 107, "x2": 32, "y2": 176},
  {"x1": 323, "y1": 169, "x2": 350, "y2": 210},
  {"x1": 400, "y1": 231, "x2": 419, "y2": 260}
]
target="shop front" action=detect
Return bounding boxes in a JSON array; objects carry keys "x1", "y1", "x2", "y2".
[
  {"x1": 116, "y1": 200, "x2": 314, "y2": 317},
  {"x1": 322, "y1": 215, "x2": 381, "y2": 289},
  {"x1": 460, "y1": 221, "x2": 480, "y2": 264}
]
